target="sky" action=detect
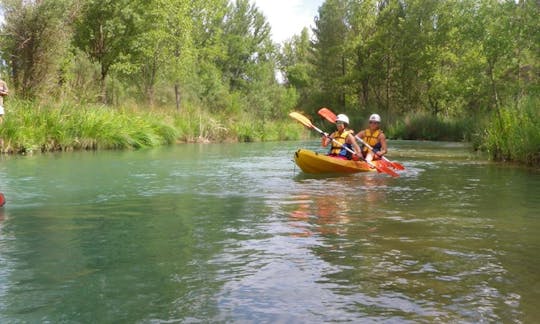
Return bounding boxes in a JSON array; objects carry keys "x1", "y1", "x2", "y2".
[{"x1": 252, "y1": 0, "x2": 324, "y2": 43}]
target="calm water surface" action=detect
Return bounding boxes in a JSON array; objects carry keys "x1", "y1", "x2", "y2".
[{"x1": 0, "y1": 141, "x2": 538, "y2": 323}]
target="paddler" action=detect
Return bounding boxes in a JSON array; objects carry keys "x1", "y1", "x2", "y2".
[
  {"x1": 356, "y1": 114, "x2": 388, "y2": 162},
  {"x1": 322, "y1": 114, "x2": 361, "y2": 160},
  {"x1": 0, "y1": 75, "x2": 8, "y2": 124}
]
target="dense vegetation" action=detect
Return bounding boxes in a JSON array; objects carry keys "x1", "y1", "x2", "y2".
[
  {"x1": 0, "y1": 0, "x2": 538, "y2": 164},
  {"x1": 0, "y1": 99, "x2": 305, "y2": 153}
]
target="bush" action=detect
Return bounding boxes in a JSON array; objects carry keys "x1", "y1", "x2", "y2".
[
  {"x1": 386, "y1": 112, "x2": 471, "y2": 142},
  {"x1": 481, "y1": 97, "x2": 540, "y2": 165}
]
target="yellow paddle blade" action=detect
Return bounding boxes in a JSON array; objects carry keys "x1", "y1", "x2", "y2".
[{"x1": 289, "y1": 112, "x2": 314, "y2": 129}]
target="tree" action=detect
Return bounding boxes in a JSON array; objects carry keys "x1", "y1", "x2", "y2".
[
  {"x1": 312, "y1": 0, "x2": 350, "y2": 110},
  {"x1": 0, "y1": 0, "x2": 73, "y2": 98},
  {"x1": 221, "y1": 0, "x2": 273, "y2": 92},
  {"x1": 114, "y1": 0, "x2": 193, "y2": 109},
  {"x1": 73, "y1": 0, "x2": 147, "y2": 103},
  {"x1": 280, "y1": 28, "x2": 314, "y2": 109}
]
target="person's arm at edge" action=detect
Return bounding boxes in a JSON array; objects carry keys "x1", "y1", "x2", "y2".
[
  {"x1": 377, "y1": 132, "x2": 388, "y2": 157},
  {"x1": 0, "y1": 82, "x2": 8, "y2": 96},
  {"x1": 348, "y1": 134, "x2": 362, "y2": 157},
  {"x1": 322, "y1": 132, "x2": 332, "y2": 147}
]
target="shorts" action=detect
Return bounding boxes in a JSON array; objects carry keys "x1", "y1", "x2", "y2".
[{"x1": 0, "y1": 105, "x2": 4, "y2": 115}]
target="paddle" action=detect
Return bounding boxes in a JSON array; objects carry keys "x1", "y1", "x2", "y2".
[
  {"x1": 317, "y1": 108, "x2": 405, "y2": 170},
  {"x1": 289, "y1": 112, "x2": 399, "y2": 177}
]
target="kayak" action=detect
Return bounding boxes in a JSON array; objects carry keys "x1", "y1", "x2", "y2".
[{"x1": 294, "y1": 149, "x2": 379, "y2": 174}]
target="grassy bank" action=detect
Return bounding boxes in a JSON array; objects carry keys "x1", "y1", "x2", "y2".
[
  {"x1": 383, "y1": 97, "x2": 539, "y2": 166},
  {"x1": 0, "y1": 100, "x2": 308, "y2": 154},
  {"x1": 481, "y1": 98, "x2": 540, "y2": 166},
  {"x1": 386, "y1": 113, "x2": 474, "y2": 142}
]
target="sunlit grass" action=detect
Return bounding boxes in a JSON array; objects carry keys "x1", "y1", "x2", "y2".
[
  {"x1": 386, "y1": 112, "x2": 472, "y2": 142},
  {"x1": 481, "y1": 97, "x2": 540, "y2": 165},
  {"x1": 0, "y1": 99, "x2": 307, "y2": 153}
]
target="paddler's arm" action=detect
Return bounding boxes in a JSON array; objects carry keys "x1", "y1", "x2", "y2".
[
  {"x1": 321, "y1": 132, "x2": 331, "y2": 147},
  {"x1": 376, "y1": 132, "x2": 388, "y2": 157},
  {"x1": 347, "y1": 134, "x2": 362, "y2": 157},
  {"x1": 0, "y1": 82, "x2": 8, "y2": 96}
]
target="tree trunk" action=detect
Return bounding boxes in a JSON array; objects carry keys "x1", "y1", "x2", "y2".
[
  {"x1": 362, "y1": 78, "x2": 369, "y2": 107},
  {"x1": 174, "y1": 83, "x2": 181, "y2": 113},
  {"x1": 487, "y1": 60, "x2": 500, "y2": 110},
  {"x1": 385, "y1": 54, "x2": 390, "y2": 113},
  {"x1": 100, "y1": 66, "x2": 107, "y2": 104},
  {"x1": 340, "y1": 55, "x2": 346, "y2": 108}
]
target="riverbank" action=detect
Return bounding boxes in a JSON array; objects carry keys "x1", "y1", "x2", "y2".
[
  {"x1": 384, "y1": 98, "x2": 540, "y2": 166},
  {"x1": 1, "y1": 99, "x2": 538, "y2": 166},
  {"x1": 386, "y1": 113, "x2": 474, "y2": 142},
  {"x1": 0, "y1": 100, "x2": 308, "y2": 154},
  {"x1": 481, "y1": 98, "x2": 540, "y2": 166}
]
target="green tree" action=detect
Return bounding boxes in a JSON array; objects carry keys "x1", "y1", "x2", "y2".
[
  {"x1": 114, "y1": 0, "x2": 193, "y2": 109},
  {"x1": 280, "y1": 28, "x2": 314, "y2": 109},
  {"x1": 221, "y1": 0, "x2": 273, "y2": 92},
  {"x1": 0, "y1": 0, "x2": 73, "y2": 98},
  {"x1": 311, "y1": 0, "x2": 350, "y2": 110},
  {"x1": 73, "y1": 0, "x2": 147, "y2": 103}
]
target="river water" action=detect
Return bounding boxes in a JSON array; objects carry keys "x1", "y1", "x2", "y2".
[{"x1": 0, "y1": 141, "x2": 538, "y2": 323}]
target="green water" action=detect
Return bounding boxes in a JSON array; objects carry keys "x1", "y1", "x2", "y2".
[{"x1": 0, "y1": 141, "x2": 538, "y2": 323}]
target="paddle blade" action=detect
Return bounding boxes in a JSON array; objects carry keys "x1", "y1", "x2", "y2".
[
  {"x1": 374, "y1": 164, "x2": 399, "y2": 177},
  {"x1": 379, "y1": 158, "x2": 394, "y2": 170},
  {"x1": 391, "y1": 161, "x2": 405, "y2": 170},
  {"x1": 381, "y1": 156, "x2": 405, "y2": 170},
  {"x1": 289, "y1": 112, "x2": 314, "y2": 129},
  {"x1": 318, "y1": 108, "x2": 337, "y2": 123}
]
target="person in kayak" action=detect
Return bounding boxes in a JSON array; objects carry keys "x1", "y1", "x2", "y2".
[
  {"x1": 322, "y1": 114, "x2": 361, "y2": 160},
  {"x1": 356, "y1": 113, "x2": 388, "y2": 162}
]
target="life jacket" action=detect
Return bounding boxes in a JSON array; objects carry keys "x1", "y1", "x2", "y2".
[
  {"x1": 362, "y1": 128, "x2": 382, "y2": 154},
  {"x1": 329, "y1": 130, "x2": 353, "y2": 159}
]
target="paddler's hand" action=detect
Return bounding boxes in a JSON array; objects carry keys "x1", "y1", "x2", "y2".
[{"x1": 322, "y1": 132, "x2": 329, "y2": 138}]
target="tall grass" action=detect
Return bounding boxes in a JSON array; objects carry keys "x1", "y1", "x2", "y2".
[
  {"x1": 481, "y1": 97, "x2": 540, "y2": 165},
  {"x1": 0, "y1": 99, "x2": 307, "y2": 154},
  {"x1": 386, "y1": 112, "x2": 473, "y2": 142}
]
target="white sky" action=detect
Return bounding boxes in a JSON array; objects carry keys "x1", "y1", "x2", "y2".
[{"x1": 252, "y1": 0, "x2": 324, "y2": 43}]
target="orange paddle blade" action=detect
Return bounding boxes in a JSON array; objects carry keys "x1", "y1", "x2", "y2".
[
  {"x1": 390, "y1": 160, "x2": 405, "y2": 170},
  {"x1": 318, "y1": 108, "x2": 337, "y2": 123},
  {"x1": 379, "y1": 158, "x2": 394, "y2": 169},
  {"x1": 379, "y1": 165, "x2": 400, "y2": 177}
]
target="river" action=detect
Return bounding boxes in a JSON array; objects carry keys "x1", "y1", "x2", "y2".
[{"x1": 0, "y1": 141, "x2": 538, "y2": 322}]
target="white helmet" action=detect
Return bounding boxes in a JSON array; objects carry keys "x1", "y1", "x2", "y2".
[
  {"x1": 369, "y1": 114, "x2": 381, "y2": 123},
  {"x1": 336, "y1": 114, "x2": 349, "y2": 125}
]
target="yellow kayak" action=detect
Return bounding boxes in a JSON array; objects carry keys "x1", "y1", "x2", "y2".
[{"x1": 294, "y1": 149, "x2": 379, "y2": 174}]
